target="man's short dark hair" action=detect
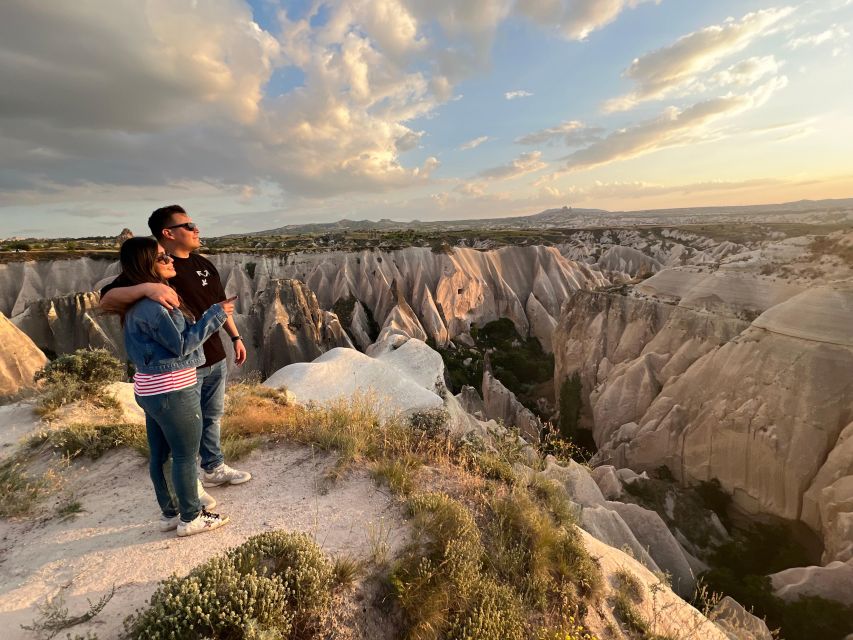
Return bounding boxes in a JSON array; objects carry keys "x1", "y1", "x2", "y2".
[{"x1": 148, "y1": 205, "x2": 187, "y2": 239}]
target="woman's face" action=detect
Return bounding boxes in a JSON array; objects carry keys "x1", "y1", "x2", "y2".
[{"x1": 154, "y1": 244, "x2": 176, "y2": 280}]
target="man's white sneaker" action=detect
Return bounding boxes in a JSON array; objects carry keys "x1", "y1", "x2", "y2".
[
  {"x1": 159, "y1": 514, "x2": 180, "y2": 532},
  {"x1": 201, "y1": 463, "x2": 252, "y2": 487},
  {"x1": 197, "y1": 479, "x2": 217, "y2": 509},
  {"x1": 176, "y1": 510, "x2": 230, "y2": 537}
]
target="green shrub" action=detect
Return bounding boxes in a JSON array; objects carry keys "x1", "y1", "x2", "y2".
[
  {"x1": 409, "y1": 408, "x2": 450, "y2": 434},
  {"x1": 391, "y1": 493, "x2": 487, "y2": 638},
  {"x1": 227, "y1": 530, "x2": 334, "y2": 616},
  {"x1": 447, "y1": 578, "x2": 525, "y2": 640},
  {"x1": 127, "y1": 556, "x2": 292, "y2": 640},
  {"x1": 36, "y1": 422, "x2": 147, "y2": 459},
  {"x1": 487, "y1": 491, "x2": 601, "y2": 609},
  {"x1": 34, "y1": 348, "x2": 124, "y2": 411},
  {"x1": 126, "y1": 531, "x2": 333, "y2": 640}
]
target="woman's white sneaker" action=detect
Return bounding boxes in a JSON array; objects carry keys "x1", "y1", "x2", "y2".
[
  {"x1": 197, "y1": 479, "x2": 217, "y2": 509},
  {"x1": 176, "y1": 510, "x2": 230, "y2": 537},
  {"x1": 159, "y1": 514, "x2": 180, "y2": 532},
  {"x1": 201, "y1": 463, "x2": 252, "y2": 487}
]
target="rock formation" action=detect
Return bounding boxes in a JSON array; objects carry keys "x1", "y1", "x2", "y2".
[
  {"x1": 248, "y1": 279, "x2": 354, "y2": 378},
  {"x1": 0, "y1": 312, "x2": 47, "y2": 397},
  {"x1": 0, "y1": 257, "x2": 120, "y2": 318},
  {"x1": 207, "y1": 246, "x2": 605, "y2": 349},
  {"x1": 12, "y1": 292, "x2": 124, "y2": 359},
  {"x1": 263, "y1": 339, "x2": 446, "y2": 419},
  {"x1": 481, "y1": 365, "x2": 542, "y2": 441},
  {"x1": 553, "y1": 284, "x2": 853, "y2": 570}
]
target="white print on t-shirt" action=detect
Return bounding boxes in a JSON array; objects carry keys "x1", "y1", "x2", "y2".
[{"x1": 196, "y1": 269, "x2": 210, "y2": 286}]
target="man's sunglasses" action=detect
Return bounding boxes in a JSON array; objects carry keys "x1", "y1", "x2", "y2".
[
  {"x1": 165, "y1": 222, "x2": 198, "y2": 231},
  {"x1": 155, "y1": 254, "x2": 174, "y2": 264}
]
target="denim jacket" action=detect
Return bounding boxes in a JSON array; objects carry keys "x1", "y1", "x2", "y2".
[{"x1": 123, "y1": 298, "x2": 228, "y2": 374}]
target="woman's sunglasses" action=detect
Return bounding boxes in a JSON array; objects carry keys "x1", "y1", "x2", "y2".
[
  {"x1": 155, "y1": 254, "x2": 174, "y2": 264},
  {"x1": 165, "y1": 222, "x2": 198, "y2": 231}
]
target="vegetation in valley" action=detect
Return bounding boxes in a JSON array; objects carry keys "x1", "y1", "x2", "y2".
[
  {"x1": 431, "y1": 317, "x2": 555, "y2": 416},
  {"x1": 622, "y1": 469, "x2": 852, "y2": 640}
]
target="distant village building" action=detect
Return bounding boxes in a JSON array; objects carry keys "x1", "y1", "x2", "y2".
[{"x1": 117, "y1": 228, "x2": 133, "y2": 245}]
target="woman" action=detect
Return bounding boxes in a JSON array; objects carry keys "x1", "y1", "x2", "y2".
[{"x1": 115, "y1": 237, "x2": 234, "y2": 537}]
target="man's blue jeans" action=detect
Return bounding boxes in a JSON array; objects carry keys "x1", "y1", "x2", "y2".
[
  {"x1": 197, "y1": 359, "x2": 227, "y2": 473},
  {"x1": 135, "y1": 386, "x2": 202, "y2": 522}
]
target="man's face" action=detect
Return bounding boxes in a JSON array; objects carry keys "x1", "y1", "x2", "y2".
[{"x1": 162, "y1": 213, "x2": 201, "y2": 251}]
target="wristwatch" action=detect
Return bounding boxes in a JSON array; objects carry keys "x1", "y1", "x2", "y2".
[{"x1": 231, "y1": 335, "x2": 243, "y2": 342}]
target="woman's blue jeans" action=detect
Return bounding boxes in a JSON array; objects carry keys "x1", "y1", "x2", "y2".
[{"x1": 135, "y1": 386, "x2": 203, "y2": 522}]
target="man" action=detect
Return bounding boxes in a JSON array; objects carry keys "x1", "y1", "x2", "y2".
[{"x1": 101, "y1": 205, "x2": 251, "y2": 497}]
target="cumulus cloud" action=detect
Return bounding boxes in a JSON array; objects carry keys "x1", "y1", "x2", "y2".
[
  {"x1": 515, "y1": 120, "x2": 604, "y2": 146},
  {"x1": 0, "y1": 0, "x2": 456, "y2": 200},
  {"x1": 478, "y1": 151, "x2": 547, "y2": 180},
  {"x1": 515, "y1": 0, "x2": 657, "y2": 41},
  {"x1": 460, "y1": 136, "x2": 490, "y2": 150},
  {"x1": 603, "y1": 7, "x2": 794, "y2": 112},
  {"x1": 505, "y1": 90, "x2": 533, "y2": 100},
  {"x1": 553, "y1": 76, "x2": 789, "y2": 173}
]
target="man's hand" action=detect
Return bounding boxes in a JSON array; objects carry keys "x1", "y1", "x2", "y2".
[
  {"x1": 145, "y1": 283, "x2": 181, "y2": 310},
  {"x1": 233, "y1": 339, "x2": 247, "y2": 366}
]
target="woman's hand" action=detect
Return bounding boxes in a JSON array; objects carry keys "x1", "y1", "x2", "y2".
[{"x1": 218, "y1": 295, "x2": 238, "y2": 316}]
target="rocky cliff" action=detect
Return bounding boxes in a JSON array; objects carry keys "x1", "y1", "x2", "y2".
[
  {"x1": 204, "y1": 246, "x2": 605, "y2": 350},
  {"x1": 0, "y1": 247, "x2": 604, "y2": 366},
  {"x1": 0, "y1": 312, "x2": 47, "y2": 397},
  {"x1": 553, "y1": 284, "x2": 853, "y2": 565},
  {"x1": 11, "y1": 292, "x2": 124, "y2": 359}
]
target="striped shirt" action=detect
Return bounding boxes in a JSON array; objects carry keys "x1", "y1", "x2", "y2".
[{"x1": 133, "y1": 368, "x2": 198, "y2": 397}]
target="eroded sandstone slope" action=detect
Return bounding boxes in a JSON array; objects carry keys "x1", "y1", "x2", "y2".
[{"x1": 554, "y1": 284, "x2": 853, "y2": 564}]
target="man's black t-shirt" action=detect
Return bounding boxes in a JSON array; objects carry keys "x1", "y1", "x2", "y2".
[{"x1": 102, "y1": 252, "x2": 227, "y2": 366}]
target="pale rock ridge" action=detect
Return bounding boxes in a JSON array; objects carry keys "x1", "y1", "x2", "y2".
[
  {"x1": 262, "y1": 340, "x2": 446, "y2": 419},
  {"x1": 606, "y1": 501, "x2": 696, "y2": 597},
  {"x1": 553, "y1": 286, "x2": 853, "y2": 567},
  {"x1": 481, "y1": 365, "x2": 542, "y2": 441},
  {"x1": 250, "y1": 279, "x2": 353, "y2": 377},
  {"x1": 532, "y1": 456, "x2": 697, "y2": 597},
  {"x1": 12, "y1": 292, "x2": 124, "y2": 359},
  {"x1": 553, "y1": 290, "x2": 746, "y2": 432},
  {"x1": 348, "y1": 300, "x2": 375, "y2": 351},
  {"x1": 0, "y1": 312, "x2": 47, "y2": 397},
  {"x1": 769, "y1": 560, "x2": 853, "y2": 606},
  {"x1": 752, "y1": 285, "x2": 853, "y2": 346},
  {"x1": 207, "y1": 246, "x2": 605, "y2": 348},
  {"x1": 0, "y1": 258, "x2": 121, "y2": 318},
  {"x1": 709, "y1": 596, "x2": 774, "y2": 640},
  {"x1": 525, "y1": 293, "x2": 557, "y2": 353},
  {"x1": 802, "y1": 420, "x2": 853, "y2": 565},
  {"x1": 597, "y1": 245, "x2": 662, "y2": 278},
  {"x1": 636, "y1": 268, "x2": 805, "y2": 318}
]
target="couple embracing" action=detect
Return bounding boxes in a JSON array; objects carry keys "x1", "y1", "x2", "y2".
[{"x1": 101, "y1": 205, "x2": 251, "y2": 537}]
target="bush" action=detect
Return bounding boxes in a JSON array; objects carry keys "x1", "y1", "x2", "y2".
[
  {"x1": 227, "y1": 530, "x2": 334, "y2": 617},
  {"x1": 35, "y1": 422, "x2": 147, "y2": 459},
  {"x1": 34, "y1": 348, "x2": 124, "y2": 411},
  {"x1": 126, "y1": 531, "x2": 333, "y2": 640},
  {"x1": 447, "y1": 578, "x2": 525, "y2": 640}
]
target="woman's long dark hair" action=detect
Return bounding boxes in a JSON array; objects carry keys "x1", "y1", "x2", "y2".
[
  {"x1": 119, "y1": 237, "x2": 162, "y2": 287},
  {"x1": 103, "y1": 237, "x2": 190, "y2": 322}
]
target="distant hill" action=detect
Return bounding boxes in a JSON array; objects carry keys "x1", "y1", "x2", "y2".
[{"x1": 227, "y1": 198, "x2": 853, "y2": 237}]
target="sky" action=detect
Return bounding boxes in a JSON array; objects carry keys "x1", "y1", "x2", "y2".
[{"x1": 0, "y1": 0, "x2": 852, "y2": 238}]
